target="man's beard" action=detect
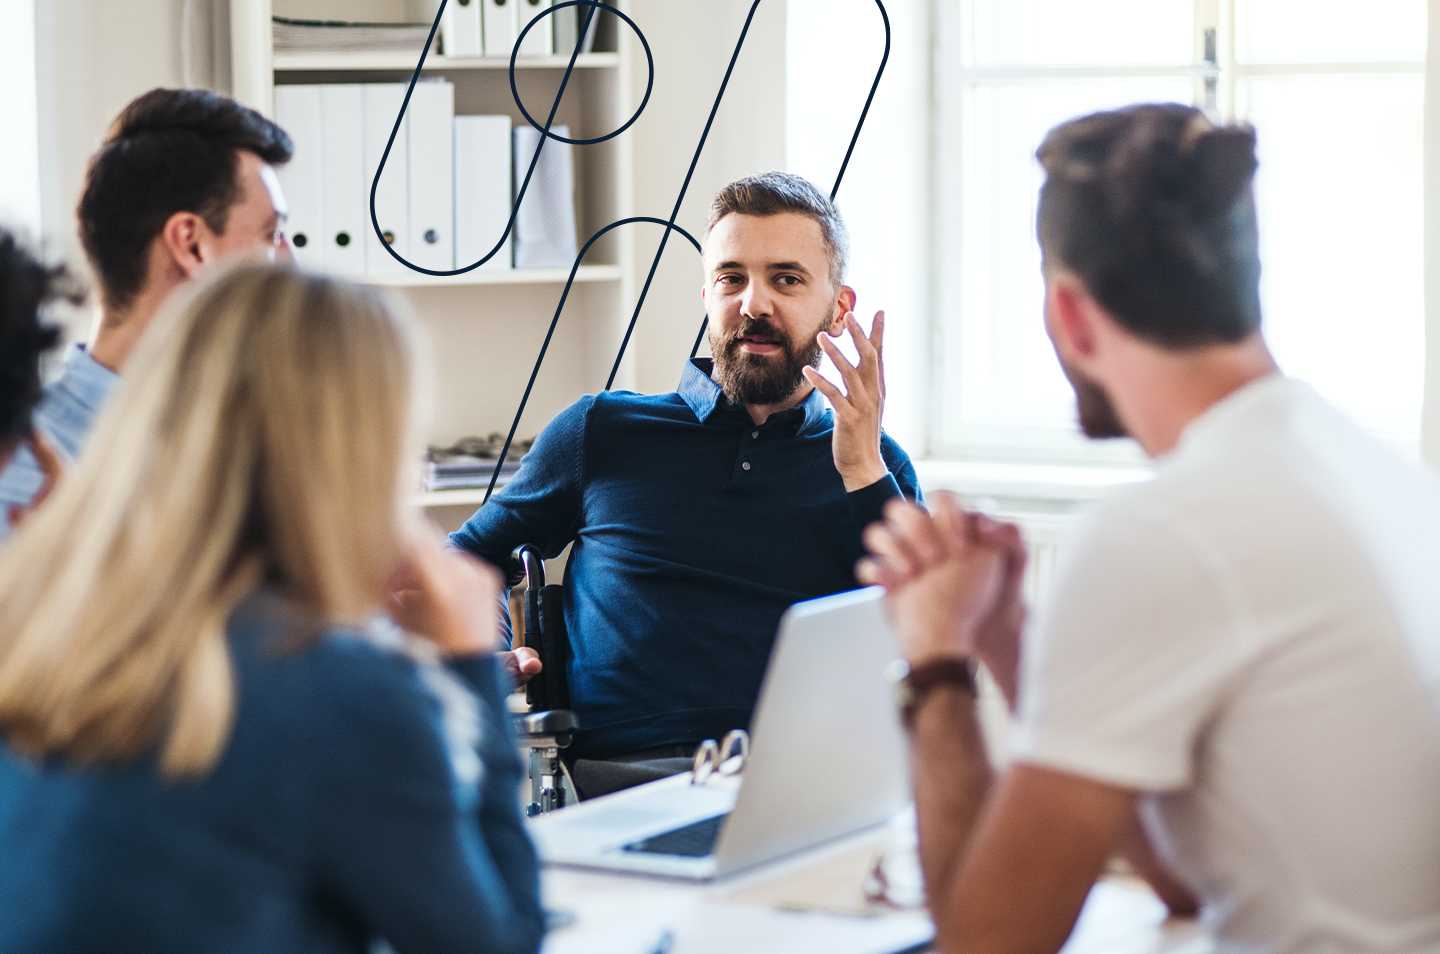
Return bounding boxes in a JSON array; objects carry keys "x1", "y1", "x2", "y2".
[
  {"x1": 1060, "y1": 359, "x2": 1128, "y2": 439},
  {"x1": 710, "y1": 315, "x2": 825, "y2": 406}
]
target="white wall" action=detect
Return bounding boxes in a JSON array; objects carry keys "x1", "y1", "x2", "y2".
[
  {"x1": 786, "y1": 0, "x2": 931, "y2": 455},
  {"x1": 623, "y1": 0, "x2": 788, "y2": 395},
  {"x1": 33, "y1": 0, "x2": 231, "y2": 338},
  {"x1": 0, "y1": 0, "x2": 41, "y2": 237}
]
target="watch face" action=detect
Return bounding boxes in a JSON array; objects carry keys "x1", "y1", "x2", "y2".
[
  {"x1": 885, "y1": 658, "x2": 914, "y2": 712},
  {"x1": 884, "y1": 657, "x2": 911, "y2": 685}
]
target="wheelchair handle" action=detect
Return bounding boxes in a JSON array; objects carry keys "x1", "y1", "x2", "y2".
[
  {"x1": 508, "y1": 544, "x2": 545, "y2": 589},
  {"x1": 509, "y1": 545, "x2": 545, "y2": 654}
]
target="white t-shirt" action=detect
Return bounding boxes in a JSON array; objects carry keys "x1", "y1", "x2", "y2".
[{"x1": 1012, "y1": 375, "x2": 1440, "y2": 953}]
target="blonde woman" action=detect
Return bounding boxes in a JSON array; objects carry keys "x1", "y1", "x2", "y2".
[{"x1": 0, "y1": 263, "x2": 544, "y2": 954}]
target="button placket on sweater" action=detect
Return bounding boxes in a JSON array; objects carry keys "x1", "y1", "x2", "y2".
[{"x1": 735, "y1": 423, "x2": 760, "y2": 477}]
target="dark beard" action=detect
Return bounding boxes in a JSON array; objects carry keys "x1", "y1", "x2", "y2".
[
  {"x1": 710, "y1": 315, "x2": 825, "y2": 406},
  {"x1": 1060, "y1": 359, "x2": 1128, "y2": 439}
]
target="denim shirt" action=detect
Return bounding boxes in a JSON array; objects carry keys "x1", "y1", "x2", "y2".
[{"x1": 0, "y1": 343, "x2": 118, "y2": 538}]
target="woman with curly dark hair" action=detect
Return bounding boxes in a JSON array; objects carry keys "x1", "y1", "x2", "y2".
[{"x1": 0, "y1": 227, "x2": 81, "y2": 530}]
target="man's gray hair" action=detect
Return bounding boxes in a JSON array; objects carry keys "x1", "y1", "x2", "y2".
[{"x1": 707, "y1": 172, "x2": 849, "y2": 286}]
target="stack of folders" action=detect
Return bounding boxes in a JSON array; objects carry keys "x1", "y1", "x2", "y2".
[
  {"x1": 275, "y1": 81, "x2": 461, "y2": 277},
  {"x1": 272, "y1": 17, "x2": 430, "y2": 53},
  {"x1": 275, "y1": 82, "x2": 576, "y2": 276},
  {"x1": 424, "y1": 455, "x2": 522, "y2": 492},
  {"x1": 442, "y1": 0, "x2": 599, "y2": 58}
]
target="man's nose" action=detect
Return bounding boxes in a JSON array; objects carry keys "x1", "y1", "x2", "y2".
[{"x1": 741, "y1": 281, "x2": 774, "y2": 319}]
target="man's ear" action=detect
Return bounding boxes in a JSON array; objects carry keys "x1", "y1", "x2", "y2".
[
  {"x1": 1046, "y1": 271, "x2": 1100, "y2": 367},
  {"x1": 157, "y1": 210, "x2": 212, "y2": 280},
  {"x1": 829, "y1": 284, "x2": 857, "y2": 334}
]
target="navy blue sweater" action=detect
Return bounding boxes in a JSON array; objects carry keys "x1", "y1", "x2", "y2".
[
  {"x1": 450, "y1": 359, "x2": 921, "y2": 759},
  {"x1": 0, "y1": 591, "x2": 543, "y2": 954}
]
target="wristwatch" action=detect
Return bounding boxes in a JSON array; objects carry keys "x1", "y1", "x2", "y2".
[{"x1": 887, "y1": 657, "x2": 978, "y2": 730}]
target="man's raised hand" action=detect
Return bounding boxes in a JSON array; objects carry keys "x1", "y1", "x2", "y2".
[{"x1": 802, "y1": 310, "x2": 889, "y2": 492}]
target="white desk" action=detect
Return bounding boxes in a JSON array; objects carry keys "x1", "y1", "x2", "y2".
[{"x1": 531, "y1": 777, "x2": 1215, "y2": 954}]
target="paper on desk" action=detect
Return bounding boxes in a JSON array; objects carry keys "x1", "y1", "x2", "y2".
[
  {"x1": 723, "y1": 812, "x2": 923, "y2": 917},
  {"x1": 677, "y1": 902, "x2": 930, "y2": 954},
  {"x1": 724, "y1": 837, "x2": 886, "y2": 916}
]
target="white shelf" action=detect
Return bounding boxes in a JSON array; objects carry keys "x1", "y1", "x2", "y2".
[
  {"x1": 365, "y1": 264, "x2": 621, "y2": 288},
  {"x1": 415, "y1": 487, "x2": 500, "y2": 508},
  {"x1": 233, "y1": 0, "x2": 642, "y2": 434},
  {"x1": 274, "y1": 52, "x2": 620, "y2": 72}
]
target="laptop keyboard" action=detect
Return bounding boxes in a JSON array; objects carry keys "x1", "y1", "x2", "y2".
[{"x1": 620, "y1": 812, "x2": 730, "y2": 858}]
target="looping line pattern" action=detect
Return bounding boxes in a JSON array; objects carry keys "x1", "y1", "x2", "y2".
[{"x1": 370, "y1": 0, "x2": 892, "y2": 503}]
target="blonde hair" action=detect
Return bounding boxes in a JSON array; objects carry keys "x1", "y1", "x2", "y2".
[{"x1": 0, "y1": 263, "x2": 423, "y2": 777}]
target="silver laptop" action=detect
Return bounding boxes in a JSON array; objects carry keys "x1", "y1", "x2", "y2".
[{"x1": 531, "y1": 586, "x2": 910, "y2": 880}]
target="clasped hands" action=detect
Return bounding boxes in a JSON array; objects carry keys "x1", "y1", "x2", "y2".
[{"x1": 858, "y1": 493, "x2": 1028, "y2": 702}]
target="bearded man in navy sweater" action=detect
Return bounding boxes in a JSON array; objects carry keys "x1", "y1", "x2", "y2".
[{"x1": 451, "y1": 173, "x2": 921, "y2": 796}]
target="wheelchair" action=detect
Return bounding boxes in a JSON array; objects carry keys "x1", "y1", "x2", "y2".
[
  {"x1": 505, "y1": 545, "x2": 710, "y2": 812},
  {"x1": 507, "y1": 545, "x2": 580, "y2": 816}
]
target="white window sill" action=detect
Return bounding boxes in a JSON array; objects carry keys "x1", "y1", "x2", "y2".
[{"x1": 912, "y1": 458, "x2": 1152, "y2": 506}]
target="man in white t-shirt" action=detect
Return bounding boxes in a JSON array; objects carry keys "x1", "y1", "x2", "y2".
[{"x1": 859, "y1": 102, "x2": 1440, "y2": 952}]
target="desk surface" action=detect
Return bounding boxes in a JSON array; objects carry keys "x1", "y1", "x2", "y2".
[{"x1": 532, "y1": 777, "x2": 1215, "y2": 954}]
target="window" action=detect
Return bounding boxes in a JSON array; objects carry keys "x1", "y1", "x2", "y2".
[
  {"x1": 934, "y1": 0, "x2": 1427, "y2": 463},
  {"x1": 785, "y1": 0, "x2": 933, "y2": 453}
]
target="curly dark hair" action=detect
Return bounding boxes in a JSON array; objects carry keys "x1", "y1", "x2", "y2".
[{"x1": 0, "y1": 229, "x2": 83, "y2": 451}]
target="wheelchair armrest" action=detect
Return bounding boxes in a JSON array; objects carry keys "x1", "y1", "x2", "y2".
[{"x1": 515, "y1": 708, "x2": 578, "y2": 741}]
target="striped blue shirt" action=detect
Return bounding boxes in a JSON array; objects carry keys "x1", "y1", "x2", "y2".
[{"x1": 0, "y1": 343, "x2": 118, "y2": 538}]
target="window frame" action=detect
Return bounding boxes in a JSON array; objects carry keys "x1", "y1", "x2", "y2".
[{"x1": 927, "y1": 0, "x2": 1428, "y2": 468}]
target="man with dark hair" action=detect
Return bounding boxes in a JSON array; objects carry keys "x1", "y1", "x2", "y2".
[
  {"x1": 0, "y1": 88, "x2": 293, "y2": 535},
  {"x1": 861, "y1": 103, "x2": 1440, "y2": 951},
  {"x1": 0, "y1": 228, "x2": 80, "y2": 529},
  {"x1": 450, "y1": 172, "x2": 920, "y2": 796}
]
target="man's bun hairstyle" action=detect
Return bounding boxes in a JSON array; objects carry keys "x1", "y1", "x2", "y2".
[{"x1": 1036, "y1": 103, "x2": 1262, "y2": 347}]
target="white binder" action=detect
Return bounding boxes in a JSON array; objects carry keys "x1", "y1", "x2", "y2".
[
  {"x1": 552, "y1": 0, "x2": 596, "y2": 57},
  {"x1": 512, "y1": 123, "x2": 578, "y2": 269},
  {"x1": 362, "y1": 84, "x2": 410, "y2": 276},
  {"x1": 455, "y1": 115, "x2": 513, "y2": 272},
  {"x1": 515, "y1": 0, "x2": 553, "y2": 56},
  {"x1": 442, "y1": 0, "x2": 483, "y2": 57},
  {"x1": 406, "y1": 80, "x2": 455, "y2": 272},
  {"x1": 318, "y1": 85, "x2": 366, "y2": 276},
  {"x1": 482, "y1": 0, "x2": 517, "y2": 58},
  {"x1": 272, "y1": 85, "x2": 324, "y2": 267}
]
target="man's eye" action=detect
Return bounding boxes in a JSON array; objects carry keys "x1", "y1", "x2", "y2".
[
  {"x1": 777, "y1": 275, "x2": 801, "y2": 287},
  {"x1": 718, "y1": 274, "x2": 742, "y2": 286}
]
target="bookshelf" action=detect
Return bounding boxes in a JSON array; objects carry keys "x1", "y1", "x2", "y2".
[
  {"x1": 416, "y1": 487, "x2": 501, "y2": 508},
  {"x1": 231, "y1": 1, "x2": 637, "y2": 519},
  {"x1": 365, "y1": 264, "x2": 621, "y2": 287},
  {"x1": 273, "y1": 51, "x2": 621, "y2": 71}
]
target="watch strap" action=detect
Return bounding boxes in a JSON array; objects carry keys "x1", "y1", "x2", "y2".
[{"x1": 896, "y1": 657, "x2": 978, "y2": 730}]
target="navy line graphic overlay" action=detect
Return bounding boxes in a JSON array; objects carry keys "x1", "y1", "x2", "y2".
[{"x1": 372, "y1": 0, "x2": 891, "y2": 503}]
